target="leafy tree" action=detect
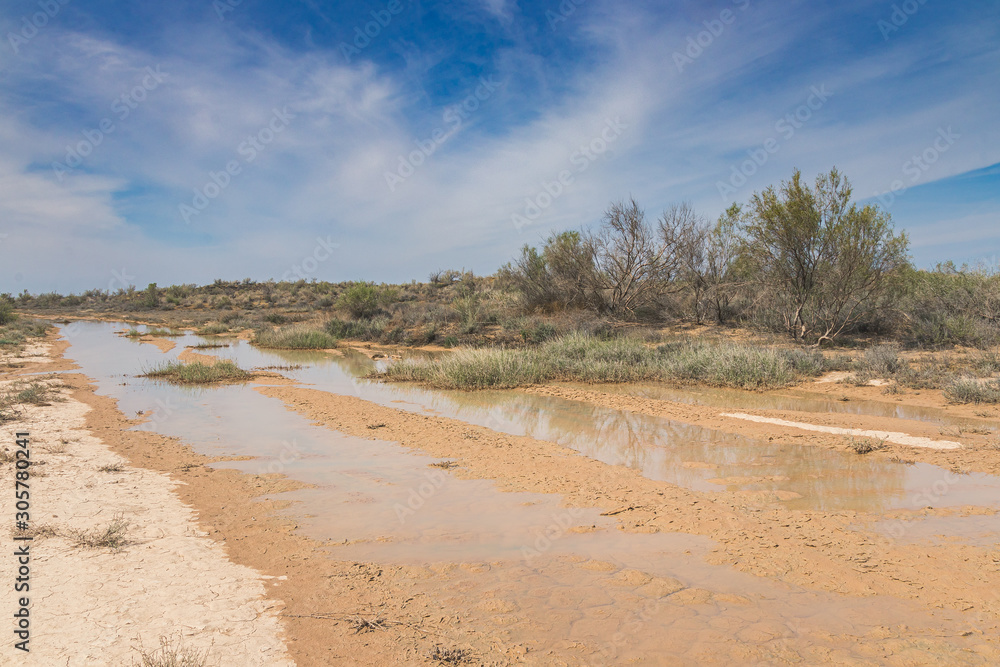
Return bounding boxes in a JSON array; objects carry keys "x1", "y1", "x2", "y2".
[
  {"x1": 143, "y1": 283, "x2": 160, "y2": 309},
  {"x1": 337, "y1": 282, "x2": 396, "y2": 319},
  {"x1": 742, "y1": 168, "x2": 910, "y2": 344}
]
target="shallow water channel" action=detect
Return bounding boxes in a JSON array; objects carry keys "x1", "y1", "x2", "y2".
[{"x1": 56, "y1": 321, "x2": 1000, "y2": 663}]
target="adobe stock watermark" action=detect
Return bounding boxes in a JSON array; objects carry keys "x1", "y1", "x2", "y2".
[
  {"x1": 512, "y1": 116, "x2": 629, "y2": 231},
  {"x1": 877, "y1": 0, "x2": 929, "y2": 41},
  {"x1": 213, "y1": 0, "x2": 243, "y2": 21},
  {"x1": 256, "y1": 439, "x2": 303, "y2": 475},
  {"x1": 716, "y1": 84, "x2": 832, "y2": 200},
  {"x1": 179, "y1": 106, "x2": 295, "y2": 224},
  {"x1": 107, "y1": 267, "x2": 136, "y2": 293},
  {"x1": 52, "y1": 66, "x2": 168, "y2": 182},
  {"x1": 384, "y1": 76, "x2": 502, "y2": 192},
  {"x1": 874, "y1": 126, "x2": 959, "y2": 210},
  {"x1": 673, "y1": 0, "x2": 751, "y2": 73},
  {"x1": 545, "y1": 0, "x2": 587, "y2": 31},
  {"x1": 339, "y1": 0, "x2": 412, "y2": 63},
  {"x1": 393, "y1": 468, "x2": 446, "y2": 524},
  {"x1": 873, "y1": 468, "x2": 964, "y2": 547},
  {"x1": 135, "y1": 397, "x2": 179, "y2": 432},
  {"x1": 520, "y1": 506, "x2": 586, "y2": 562},
  {"x1": 6, "y1": 0, "x2": 71, "y2": 55},
  {"x1": 280, "y1": 236, "x2": 341, "y2": 282}
]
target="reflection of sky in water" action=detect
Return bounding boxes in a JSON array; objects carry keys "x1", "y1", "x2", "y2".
[
  {"x1": 58, "y1": 321, "x2": 1000, "y2": 519},
  {"x1": 52, "y1": 321, "x2": 1000, "y2": 655}
]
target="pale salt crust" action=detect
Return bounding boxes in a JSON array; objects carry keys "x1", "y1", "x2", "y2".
[
  {"x1": 0, "y1": 351, "x2": 294, "y2": 666},
  {"x1": 720, "y1": 412, "x2": 962, "y2": 450}
]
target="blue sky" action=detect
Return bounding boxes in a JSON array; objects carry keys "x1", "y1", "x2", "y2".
[{"x1": 1, "y1": 0, "x2": 998, "y2": 293}]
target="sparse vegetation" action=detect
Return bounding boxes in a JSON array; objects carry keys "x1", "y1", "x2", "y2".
[
  {"x1": 99, "y1": 462, "x2": 126, "y2": 473},
  {"x1": 850, "y1": 437, "x2": 888, "y2": 455},
  {"x1": 134, "y1": 637, "x2": 209, "y2": 667},
  {"x1": 0, "y1": 300, "x2": 16, "y2": 325},
  {"x1": 429, "y1": 645, "x2": 472, "y2": 665},
  {"x1": 0, "y1": 381, "x2": 61, "y2": 422},
  {"x1": 378, "y1": 333, "x2": 828, "y2": 390},
  {"x1": 141, "y1": 360, "x2": 253, "y2": 384},
  {"x1": 69, "y1": 516, "x2": 131, "y2": 550},
  {"x1": 337, "y1": 282, "x2": 397, "y2": 319},
  {"x1": 944, "y1": 377, "x2": 1000, "y2": 404},
  {"x1": 253, "y1": 325, "x2": 338, "y2": 350},
  {"x1": 11, "y1": 523, "x2": 59, "y2": 541}
]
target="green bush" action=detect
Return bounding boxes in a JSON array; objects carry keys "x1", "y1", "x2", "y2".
[
  {"x1": 944, "y1": 377, "x2": 1000, "y2": 404},
  {"x1": 141, "y1": 360, "x2": 252, "y2": 384},
  {"x1": 337, "y1": 283, "x2": 396, "y2": 319},
  {"x1": 379, "y1": 333, "x2": 823, "y2": 390},
  {"x1": 253, "y1": 326, "x2": 338, "y2": 349},
  {"x1": 0, "y1": 301, "x2": 17, "y2": 325}
]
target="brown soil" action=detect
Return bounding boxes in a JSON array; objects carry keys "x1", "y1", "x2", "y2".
[{"x1": 5, "y1": 329, "x2": 1000, "y2": 664}]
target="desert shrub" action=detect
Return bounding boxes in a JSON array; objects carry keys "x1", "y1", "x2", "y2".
[
  {"x1": 326, "y1": 316, "x2": 390, "y2": 341},
  {"x1": 0, "y1": 301, "x2": 16, "y2": 325},
  {"x1": 944, "y1": 377, "x2": 1000, "y2": 404},
  {"x1": 855, "y1": 343, "x2": 906, "y2": 378},
  {"x1": 253, "y1": 326, "x2": 338, "y2": 349},
  {"x1": 897, "y1": 264, "x2": 1000, "y2": 348},
  {"x1": 141, "y1": 361, "x2": 252, "y2": 384},
  {"x1": 380, "y1": 333, "x2": 819, "y2": 390},
  {"x1": 337, "y1": 282, "x2": 396, "y2": 319},
  {"x1": 521, "y1": 321, "x2": 558, "y2": 344},
  {"x1": 196, "y1": 323, "x2": 230, "y2": 335},
  {"x1": 850, "y1": 437, "x2": 887, "y2": 455}
]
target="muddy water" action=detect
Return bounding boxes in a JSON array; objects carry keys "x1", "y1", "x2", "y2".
[
  {"x1": 190, "y1": 332, "x2": 1000, "y2": 514},
  {"x1": 56, "y1": 322, "x2": 1000, "y2": 663},
  {"x1": 574, "y1": 381, "x2": 997, "y2": 430}
]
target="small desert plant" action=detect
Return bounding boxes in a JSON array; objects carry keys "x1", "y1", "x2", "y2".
[
  {"x1": 850, "y1": 437, "x2": 887, "y2": 455},
  {"x1": 856, "y1": 343, "x2": 906, "y2": 377},
  {"x1": 99, "y1": 462, "x2": 125, "y2": 473},
  {"x1": 195, "y1": 323, "x2": 230, "y2": 335},
  {"x1": 70, "y1": 516, "x2": 131, "y2": 550},
  {"x1": 134, "y1": 637, "x2": 209, "y2": 667},
  {"x1": 429, "y1": 645, "x2": 472, "y2": 665},
  {"x1": 943, "y1": 377, "x2": 1000, "y2": 404}
]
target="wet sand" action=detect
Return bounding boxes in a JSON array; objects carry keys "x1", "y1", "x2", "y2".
[{"x1": 3, "y1": 329, "x2": 1000, "y2": 664}]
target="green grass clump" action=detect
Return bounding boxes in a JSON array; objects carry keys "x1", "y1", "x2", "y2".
[
  {"x1": 141, "y1": 360, "x2": 252, "y2": 384},
  {"x1": 195, "y1": 323, "x2": 230, "y2": 335},
  {"x1": 0, "y1": 318, "x2": 49, "y2": 348},
  {"x1": 378, "y1": 333, "x2": 824, "y2": 390},
  {"x1": 0, "y1": 381, "x2": 60, "y2": 422},
  {"x1": 325, "y1": 316, "x2": 391, "y2": 341},
  {"x1": 944, "y1": 377, "x2": 1000, "y2": 404},
  {"x1": 253, "y1": 325, "x2": 338, "y2": 349}
]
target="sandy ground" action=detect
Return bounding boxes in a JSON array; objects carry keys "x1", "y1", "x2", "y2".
[
  {"x1": 3, "y1": 329, "x2": 1000, "y2": 664},
  {"x1": 0, "y1": 339, "x2": 292, "y2": 666}
]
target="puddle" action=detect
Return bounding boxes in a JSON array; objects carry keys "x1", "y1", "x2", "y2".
[
  {"x1": 57, "y1": 321, "x2": 1000, "y2": 515},
  {"x1": 864, "y1": 512, "x2": 1000, "y2": 548},
  {"x1": 575, "y1": 381, "x2": 997, "y2": 431},
  {"x1": 54, "y1": 321, "x2": 1000, "y2": 662}
]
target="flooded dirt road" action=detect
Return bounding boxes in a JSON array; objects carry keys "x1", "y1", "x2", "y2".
[{"x1": 47, "y1": 321, "x2": 1000, "y2": 664}]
